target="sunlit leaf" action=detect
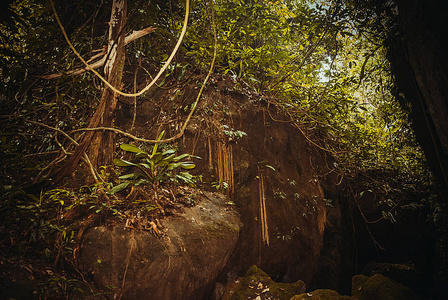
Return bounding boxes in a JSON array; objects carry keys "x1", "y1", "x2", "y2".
[
  {"x1": 113, "y1": 158, "x2": 136, "y2": 167},
  {"x1": 266, "y1": 165, "x2": 276, "y2": 171},
  {"x1": 162, "y1": 149, "x2": 176, "y2": 155},
  {"x1": 120, "y1": 144, "x2": 143, "y2": 153},
  {"x1": 172, "y1": 154, "x2": 189, "y2": 161},
  {"x1": 180, "y1": 162, "x2": 196, "y2": 169}
]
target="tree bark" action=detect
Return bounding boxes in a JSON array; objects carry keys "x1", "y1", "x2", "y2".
[
  {"x1": 89, "y1": 0, "x2": 127, "y2": 170},
  {"x1": 55, "y1": 0, "x2": 127, "y2": 182}
]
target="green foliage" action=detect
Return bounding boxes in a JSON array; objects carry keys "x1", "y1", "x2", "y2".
[
  {"x1": 0, "y1": 0, "x2": 434, "y2": 221},
  {"x1": 113, "y1": 131, "x2": 200, "y2": 191},
  {"x1": 187, "y1": 0, "x2": 428, "y2": 183},
  {"x1": 211, "y1": 179, "x2": 228, "y2": 193},
  {"x1": 0, "y1": 186, "x2": 77, "y2": 262},
  {"x1": 88, "y1": 199, "x2": 124, "y2": 219},
  {"x1": 0, "y1": 0, "x2": 429, "y2": 189},
  {"x1": 0, "y1": 0, "x2": 113, "y2": 187},
  {"x1": 185, "y1": 0, "x2": 341, "y2": 92},
  {"x1": 221, "y1": 125, "x2": 246, "y2": 140},
  {"x1": 36, "y1": 276, "x2": 84, "y2": 299},
  {"x1": 185, "y1": 0, "x2": 426, "y2": 182}
]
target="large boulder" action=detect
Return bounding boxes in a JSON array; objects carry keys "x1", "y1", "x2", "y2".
[
  {"x1": 79, "y1": 191, "x2": 241, "y2": 300},
  {"x1": 176, "y1": 82, "x2": 348, "y2": 285}
]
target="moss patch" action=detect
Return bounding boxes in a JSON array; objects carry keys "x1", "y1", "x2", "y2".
[
  {"x1": 353, "y1": 274, "x2": 420, "y2": 300},
  {"x1": 222, "y1": 265, "x2": 305, "y2": 300},
  {"x1": 221, "y1": 267, "x2": 421, "y2": 300},
  {"x1": 291, "y1": 289, "x2": 354, "y2": 299},
  {"x1": 351, "y1": 274, "x2": 370, "y2": 296}
]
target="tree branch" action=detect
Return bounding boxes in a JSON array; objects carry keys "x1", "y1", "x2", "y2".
[
  {"x1": 124, "y1": 27, "x2": 156, "y2": 44},
  {"x1": 41, "y1": 27, "x2": 156, "y2": 80}
]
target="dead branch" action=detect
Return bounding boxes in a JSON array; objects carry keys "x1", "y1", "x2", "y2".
[
  {"x1": 124, "y1": 27, "x2": 156, "y2": 44},
  {"x1": 41, "y1": 27, "x2": 156, "y2": 80}
]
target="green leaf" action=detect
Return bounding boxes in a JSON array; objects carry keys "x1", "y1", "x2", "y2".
[
  {"x1": 136, "y1": 152, "x2": 151, "y2": 159},
  {"x1": 265, "y1": 164, "x2": 276, "y2": 171},
  {"x1": 180, "y1": 162, "x2": 196, "y2": 169},
  {"x1": 138, "y1": 163, "x2": 152, "y2": 169},
  {"x1": 152, "y1": 153, "x2": 163, "y2": 164},
  {"x1": 109, "y1": 182, "x2": 130, "y2": 194},
  {"x1": 158, "y1": 160, "x2": 170, "y2": 167},
  {"x1": 152, "y1": 131, "x2": 165, "y2": 156},
  {"x1": 167, "y1": 162, "x2": 181, "y2": 170},
  {"x1": 161, "y1": 154, "x2": 176, "y2": 163},
  {"x1": 119, "y1": 173, "x2": 139, "y2": 180},
  {"x1": 162, "y1": 149, "x2": 176, "y2": 155},
  {"x1": 172, "y1": 153, "x2": 189, "y2": 161},
  {"x1": 136, "y1": 179, "x2": 149, "y2": 186},
  {"x1": 152, "y1": 144, "x2": 159, "y2": 157},
  {"x1": 113, "y1": 158, "x2": 136, "y2": 167},
  {"x1": 176, "y1": 172, "x2": 196, "y2": 186},
  {"x1": 120, "y1": 144, "x2": 143, "y2": 153},
  {"x1": 156, "y1": 131, "x2": 165, "y2": 141}
]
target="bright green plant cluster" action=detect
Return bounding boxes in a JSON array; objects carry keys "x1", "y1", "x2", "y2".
[{"x1": 112, "y1": 131, "x2": 200, "y2": 193}]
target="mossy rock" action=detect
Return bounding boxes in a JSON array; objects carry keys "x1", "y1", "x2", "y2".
[
  {"x1": 351, "y1": 274, "x2": 370, "y2": 296},
  {"x1": 352, "y1": 274, "x2": 420, "y2": 300},
  {"x1": 245, "y1": 265, "x2": 269, "y2": 277},
  {"x1": 222, "y1": 265, "x2": 306, "y2": 300},
  {"x1": 291, "y1": 289, "x2": 354, "y2": 299}
]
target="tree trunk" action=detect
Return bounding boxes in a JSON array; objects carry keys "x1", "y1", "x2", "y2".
[
  {"x1": 89, "y1": 0, "x2": 127, "y2": 170},
  {"x1": 55, "y1": 0, "x2": 127, "y2": 182}
]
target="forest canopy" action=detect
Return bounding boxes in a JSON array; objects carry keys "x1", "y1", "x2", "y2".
[{"x1": 0, "y1": 0, "x2": 429, "y2": 185}]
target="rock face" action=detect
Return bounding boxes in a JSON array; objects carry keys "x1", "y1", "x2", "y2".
[
  {"x1": 79, "y1": 191, "x2": 241, "y2": 300},
  {"x1": 113, "y1": 76, "x2": 353, "y2": 294},
  {"x1": 178, "y1": 83, "x2": 351, "y2": 286},
  {"x1": 219, "y1": 100, "x2": 329, "y2": 284},
  {"x1": 389, "y1": 0, "x2": 448, "y2": 193}
]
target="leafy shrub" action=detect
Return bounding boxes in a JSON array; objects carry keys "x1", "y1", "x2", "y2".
[{"x1": 112, "y1": 131, "x2": 200, "y2": 193}]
